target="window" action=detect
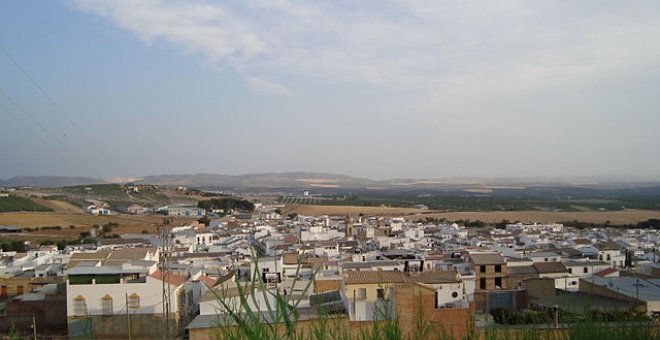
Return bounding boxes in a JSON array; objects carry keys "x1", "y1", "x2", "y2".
[
  {"x1": 495, "y1": 277, "x2": 502, "y2": 288},
  {"x1": 568, "y1": 268, "x2": 573, "y2": 274},
  {"x1": 74, "y1": 295, "x2": 87, "y2": 317},
  {"x1": 451, "y1": 291, "x2": 459, "y2": 298},
  {"x1": 495, "y1": 265, "x2": 502, "y2": 273},
  {"x1": 102, "y1": 294, "x2": 113, "y2": 315},
  {"x1": 128, "y1": 293, "x2": 140, "y2": 309},
  {"x1": 266, "y1": 277, "x2": 277, "y2": 284},
  {"x1": 480, "y1": 278, "x2": 487, "y2": 290},
  {"x1": 377, "y1": 288, "x2": 386, "y2": 300},
  {"x1": 480, "y1": 265, "x2": 486, "y2": 273},
  {"x1": 356, "y1": 288, "x2": 367, "y2": 300},
  {"x1": 544, "y1": 258, "x2": 549, "y2": 262},
  {"x1": 607, "y1": 254, "x2": 611, "y2": 261},
  {"x1": 583, "y1": 267, "x2": 588, "y2": 274}
]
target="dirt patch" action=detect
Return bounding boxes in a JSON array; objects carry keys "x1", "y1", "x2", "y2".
[{"x1": 31, "y1": 198, "x2": 83, "y2": 213}]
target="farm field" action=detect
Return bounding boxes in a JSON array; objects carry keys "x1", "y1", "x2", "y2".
[
  {"x1": 31, "y1": 197, "x2": 83, "y2": 213},
  {"x1": 283, "y1": 204, "x2": 432, "y2": 216},
  {"x1": 0, "y1": 212, "x2": 196, "y2": 239},
  {"x1": 400, "y1": 209, "x2": 660, "y2": 224},
  {"x1": 284, "y1": 204, "x2": 660, "y2": 224},
  {"x1": 0, "y1": 195, "x2": 52, "y2": 212}
]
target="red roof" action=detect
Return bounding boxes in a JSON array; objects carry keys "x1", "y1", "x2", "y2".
[
  {"x1": 150, "y1": 269, "x2": 187, "y2": 287},
  {"x1": 197, "y1": 274, "x2": 217, "y2": 288},
  {"x1": 283, "y1": 235, "x2": 299, "y2": 244},
  {"x1": 594, "y1": 267, "x2": 618, "y2": 277}
]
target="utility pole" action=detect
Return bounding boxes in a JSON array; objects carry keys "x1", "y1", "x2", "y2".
[
  {"x1": 32, "y1": 315, "x2": 37, "y2": 340},
  {"x1": 636, "y1": 278, "x2": 639, "y2": 300},
  {"x1": 126, "y1": 293, "x2": 132, "y2": 340},
  {"x1": 159, "y1": 218, "x2": 173, "y2": 340}
]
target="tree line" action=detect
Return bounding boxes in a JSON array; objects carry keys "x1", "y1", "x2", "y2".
[{"x1": 197, "y1": 197, "x2": 255, "y2": 212}]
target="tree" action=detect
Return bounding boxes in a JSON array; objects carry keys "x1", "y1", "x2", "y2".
[{"x1": 197, "y1": 215, "x2": 211, "y2": 226}]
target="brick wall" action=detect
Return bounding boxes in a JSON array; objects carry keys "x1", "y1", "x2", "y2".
[
  {"x1": 475, "y1": 264, "x2": 508, "y2": 290},
  {"x1": 524, "y1": 278, "x2": 558, "y2": 303},
  {"x1": 0, "y1": 293, "x2": 67, "y2": 336},
  {"x1": 394, "y1": 283, "x2": 473, "y2": 339}
]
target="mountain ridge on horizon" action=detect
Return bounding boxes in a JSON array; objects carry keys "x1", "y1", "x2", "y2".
[{"x1": 2, "y1": 172, "x2": 660, "y2": 189}]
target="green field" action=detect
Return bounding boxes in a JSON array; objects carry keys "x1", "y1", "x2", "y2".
[{"x1": 0, "y1": 195, "x2": 52, "y2": 212}]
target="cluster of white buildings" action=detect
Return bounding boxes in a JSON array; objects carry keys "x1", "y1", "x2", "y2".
[{"x1": 0, "y1": 207, "x2": 658, "y2": 338}]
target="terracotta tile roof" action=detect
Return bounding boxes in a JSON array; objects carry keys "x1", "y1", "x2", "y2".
[
  {"x1": 533, "y1": 262, "x2": 567, "y2": 274},
  {"x1": 508, "y1": 266, "x2": 538, "y2": 276},
  {"x1": 197, "y1": 274, "x2": 217, "y2": 288},
  {"x1": 284, "y1": 236, "x2": 298, "y2": 244},
  {"x1": 69, "y1": 250, "x2": 112, "y2": 260},
  {"x1": 424, "y1": 254, "x2": 451, "y2": 261},
  {"x1": 345, "y1": 271, "x2": 406, "y2": 284},
  {"x1": 573, "y1": 238, "x2": 591, "y2": 245},
  {"x1": 150, "y1": 269, "x2": 188, "y2": 287},
  {"x1": 408, "y1": 271, "x2": 460, "y2": 284},
  {"x1": 469, "y1": 253, "x2": 505, "y2": 265},
  {"x1": 283, "y1": 253, "x2": 300, "y2": 265},
  {"x1": 594, "y1": 267, "x2": 618, "y2": 277}
]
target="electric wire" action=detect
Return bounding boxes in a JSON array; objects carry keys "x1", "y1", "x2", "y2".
[
  {"x1": 0, "y1": 100, "x2": 56, "y2": 156},
  {"x1": 0, "y1": 86, "x2": 102, "y2": 178},
  {"x1": 0, "y1": 43, "x2": 125, "y2": 176}
]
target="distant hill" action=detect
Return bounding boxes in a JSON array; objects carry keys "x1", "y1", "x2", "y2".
[
  {"x1": 3, "y1": 173, "x2": 660, "y2": 192},
  {"x1": 136, "y1": 172, "x2": 380, "y2": 188},
  {"x1": 0, "y1": 176, "x2": 107, "y2": 188}
]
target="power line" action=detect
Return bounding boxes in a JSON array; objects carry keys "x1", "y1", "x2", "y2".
[
  {"x1": 0, "y1": 86, "x2": 102, "y2": 178},
  {"x1": 0, "y1": 100, "x2": 55, "y2": 156},
  {"x1": 0, "y1": 43, "x2": 125, "y2": 176}
]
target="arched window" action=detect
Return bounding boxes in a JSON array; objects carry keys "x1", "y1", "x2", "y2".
[
  {"x1": 128, "y1": 293, "x2": 140, "y2": 309},
  {"x1": 74, "y1": 295, "x2": 87, "y2": 317},
  {"x1": 102, "y1": 294, "x2": 113, "y2": 315}
]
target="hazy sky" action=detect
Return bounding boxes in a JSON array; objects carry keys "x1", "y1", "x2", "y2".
[{"x1": 1, "y1": 1, "x2": 659, "y2": 180}]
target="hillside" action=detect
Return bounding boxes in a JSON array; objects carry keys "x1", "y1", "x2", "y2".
[
  {"x1": 137, "y1": 172, "x2": 378, "y2": 188},
  {"x1": 47, "y1": 184, "x2": 200, "y2": 210},
  {"x1": 0, "y1": 176, "x2": 106, "y2": 188}
]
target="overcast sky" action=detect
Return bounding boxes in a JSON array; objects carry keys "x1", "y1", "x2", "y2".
[{"x1": 1, "y1": 1, "x2": 659, "y2": 180}]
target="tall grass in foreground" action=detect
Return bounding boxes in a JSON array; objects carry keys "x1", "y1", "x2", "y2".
[
  {"x1": 484, "y1": 309, "x2": 657, "y2": 340},
  {"x1": 208, "y1": 256, "x2": 657, "y2": 340}
]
